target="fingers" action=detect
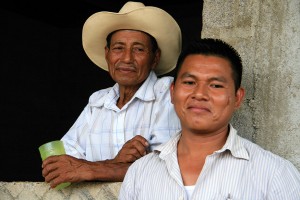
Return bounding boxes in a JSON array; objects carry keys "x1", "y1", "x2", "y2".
[
  {"x1": 114, "y1": 135, "x2": 149, "y2": 163},
  {"x1": 42, "y1": 154, "x2": 64, "y2": 168},
  {"x1": 42, "y1": 155, "x2": 59, "y2": 177},
  {"x1": 120, "y1": 148, "x2": 142, "y2": 162},
  {"x1": 47, "y1": 173, "x2": 60, "y2": 188},
  {"x1": 41, "y1": 155, "x2": 83, "y2": 188},
  {"x1": 41, "y1": 156, "x2": 64, "y2": 188},
  {"x1": 130, "y1": 135, "x2": 149, "y2": 147},
  {"x1": 126, "y1": 136, "x2": 149, "y2": 156}
]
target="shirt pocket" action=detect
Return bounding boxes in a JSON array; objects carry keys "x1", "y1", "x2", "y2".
[{"x1": 86, "y1": 131, "x2": 115, "y2": 161}]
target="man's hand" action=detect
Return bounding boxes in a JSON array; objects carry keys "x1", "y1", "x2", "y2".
[
  {"x1": 112, "y1": 135, "x2": 149, "y2": 163},
  {"x1": 41, "y1": 135, "x2": 149, "y2": 188},
  {"x1": 42, "y1": 155, "x2": 90, "y2": 188}
]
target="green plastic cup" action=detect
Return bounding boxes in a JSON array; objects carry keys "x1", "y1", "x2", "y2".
[{"x1": 39, "y1": 140, "x2": 71, "y2": 190}]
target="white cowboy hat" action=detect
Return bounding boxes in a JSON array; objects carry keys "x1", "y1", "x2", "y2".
[{"x1": 82, "y1": 1, "x2": 182, "y2": 75}]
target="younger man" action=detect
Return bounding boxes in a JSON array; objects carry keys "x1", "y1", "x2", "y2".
[{"x1": 119, "y1": 38, "x2": 300, "y2": 199}]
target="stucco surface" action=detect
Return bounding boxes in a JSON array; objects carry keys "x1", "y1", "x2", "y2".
[
  {"x1": 0, "y1": 182, "x2": 121, "y2": 200},
  {"x1": 202, "y1": 0, "x2": 300, "y2": 170}
]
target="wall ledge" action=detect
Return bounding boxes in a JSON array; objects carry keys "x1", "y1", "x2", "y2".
[{"x1": 0, "y1": 181, "x2": 121, "y2": 200}]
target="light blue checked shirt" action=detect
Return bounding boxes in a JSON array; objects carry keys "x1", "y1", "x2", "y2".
[
  {"x1": 119, "y1": 125, "x2": 300, "y2": 200},
  {"x1": 61, "y1": 71, "x2": 181, "y2": 161}
]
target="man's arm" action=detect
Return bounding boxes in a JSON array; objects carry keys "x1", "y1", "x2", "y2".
[{"x1": 42, "y1": 135, "x2": 149, "y2": 188}]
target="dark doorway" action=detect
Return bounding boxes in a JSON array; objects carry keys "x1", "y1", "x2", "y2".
[{"x1": 0, "y1": 0, "x2": 203, "y2": 181}]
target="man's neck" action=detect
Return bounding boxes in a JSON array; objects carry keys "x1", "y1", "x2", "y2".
[
  {"x1": 178, "y1": 125, "x2": 229, "y2": 158},
  {"x1": 117, "y1": 84, "x2": 141, "y2": 108},
  {"x1": 177, "y1": 125, "x2": 230, "y2": 186}
]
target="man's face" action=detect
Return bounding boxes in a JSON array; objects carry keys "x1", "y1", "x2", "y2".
[
  {"x1": 105, "y1": 30, "x2": 160, "y2": 87},
  {"x1": 170, "y1": 54, "x2": 244, "y2": 135}
]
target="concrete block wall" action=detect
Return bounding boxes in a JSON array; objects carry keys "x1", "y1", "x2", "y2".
[
  {"x1": 202, "y1": 0, "x2": 300, "y2": 170},
  {"x1": 1, "y1": 0, "x2": 299, "y2": 199}
]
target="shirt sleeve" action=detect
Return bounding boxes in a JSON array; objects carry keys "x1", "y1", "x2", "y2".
[
  {"x1": 268, "y1": 159, "x2": 300, "y2": 199},
  {"x1": 148, "y1": 77, "x2": 181, "y2": 151},
  {"x1": 118, "y1": 162, "x2": 137, "y2": 200},
  {"x1": 60, "y1": 89, "x2": 109, "y2": 159},
  {"x1": 61, "y1": 104, "x2": 92, "y2": 159}
]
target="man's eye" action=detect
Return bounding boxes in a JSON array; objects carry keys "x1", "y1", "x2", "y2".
[
  {"x1": 211, "y1": 84, "x2": 223, "y2": 88},
  {"x1": 133, "y1": 47, "x2": 145, "y2": 52},
  {"x1": 112, "y1": 46, "x2": 124, "y2": 51},
  {"x1": 183, "y1": 81, "x2": 195, "y2": 85}
]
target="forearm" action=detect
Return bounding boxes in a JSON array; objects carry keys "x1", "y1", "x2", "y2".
[
  {"x1": 42, "y1": 155, "x2": 131, "y2": 189},
  {"x1": 81, "y1": 159, "x2": 131, "y2": 182}
]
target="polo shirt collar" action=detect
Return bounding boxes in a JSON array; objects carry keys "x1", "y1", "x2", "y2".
[
  {"x1": 91, "y1": 70, "x2": 157, "y2": 109},
  {"x1": 157, "y1": 124, "x2": 249, "y2": 161}
]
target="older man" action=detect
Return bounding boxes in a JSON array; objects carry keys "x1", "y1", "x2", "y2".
[{"x1": 41, "y1": 2, "x2": 181, "y2": 188}]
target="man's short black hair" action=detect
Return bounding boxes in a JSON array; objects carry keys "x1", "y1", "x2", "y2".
[{"x1": 174, "y1": 38, "x2": 243, "y2": 91}]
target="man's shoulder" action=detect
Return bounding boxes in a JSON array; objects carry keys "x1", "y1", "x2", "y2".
[
  {"x1": 240, "y1": 137, "x2": 300, "y2": 193},
  {"x1": 155, "y1": 76, "x2": 174, "y2": 86},
  {"x1": 88, "y1": 87, "x2": 113, "y2": 103},
  {"x1": 241, "y1": 137, "x2": 294, "y2": 168},
  {"x1": 153, "y1": 76, "x2": 174, "y2": 93},
  {"x1": 131, "y1": 151, "x2": 161, "y2": 170}
]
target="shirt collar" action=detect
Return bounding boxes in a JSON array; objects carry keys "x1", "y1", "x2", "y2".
[
  {"x1": 155, "y1": 132, "x2": 181, "y2": 160},
  {"x1": 156, "y1": 124, "x2": 249, "y2": 161},
  {"x1": 216, "y1": 124, "x2": 249, "y2": 160},
  {"x1": 133, "y1": 70, "x2": 157, "y2": 101},
  {"x1": 90, "y1": 70, "x2": 157, "y2": 109}
]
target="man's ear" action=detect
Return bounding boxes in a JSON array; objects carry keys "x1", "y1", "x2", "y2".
[
  {"x1": 234, "y1": 87, "x2": 245, "y2": 109},
  {"x1": 170, "y1": 82, "x2": 175, "y2": 104},
  {"x1": 104, "y1": 46, "x2": 109, "y2": 63},
  {"x1": 152, "y1": 49, "x2": 161, "y2": 70}
]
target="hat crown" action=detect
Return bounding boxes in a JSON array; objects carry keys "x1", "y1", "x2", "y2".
[
  {"x1": 82, "y1": 1, "x2": 182, "y2": 75},
  {"x1": 119, "y1": 2, "x2": 146, "y2": 13}
]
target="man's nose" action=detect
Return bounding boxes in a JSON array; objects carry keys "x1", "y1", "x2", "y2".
[
  {"x1": 192, "y1": 84, "x2": 209, "y2": 100},
  {"x1": 121, "y1": 48, "x2": 134, "y2": 62}
]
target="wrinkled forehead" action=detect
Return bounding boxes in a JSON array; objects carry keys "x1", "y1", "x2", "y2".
[
  {"x1": 107, "y1": 29, "x2": 158, "y2": 51},
  {"x1": 109, "y1": 29, "x2": 152, "y2": 40}
]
